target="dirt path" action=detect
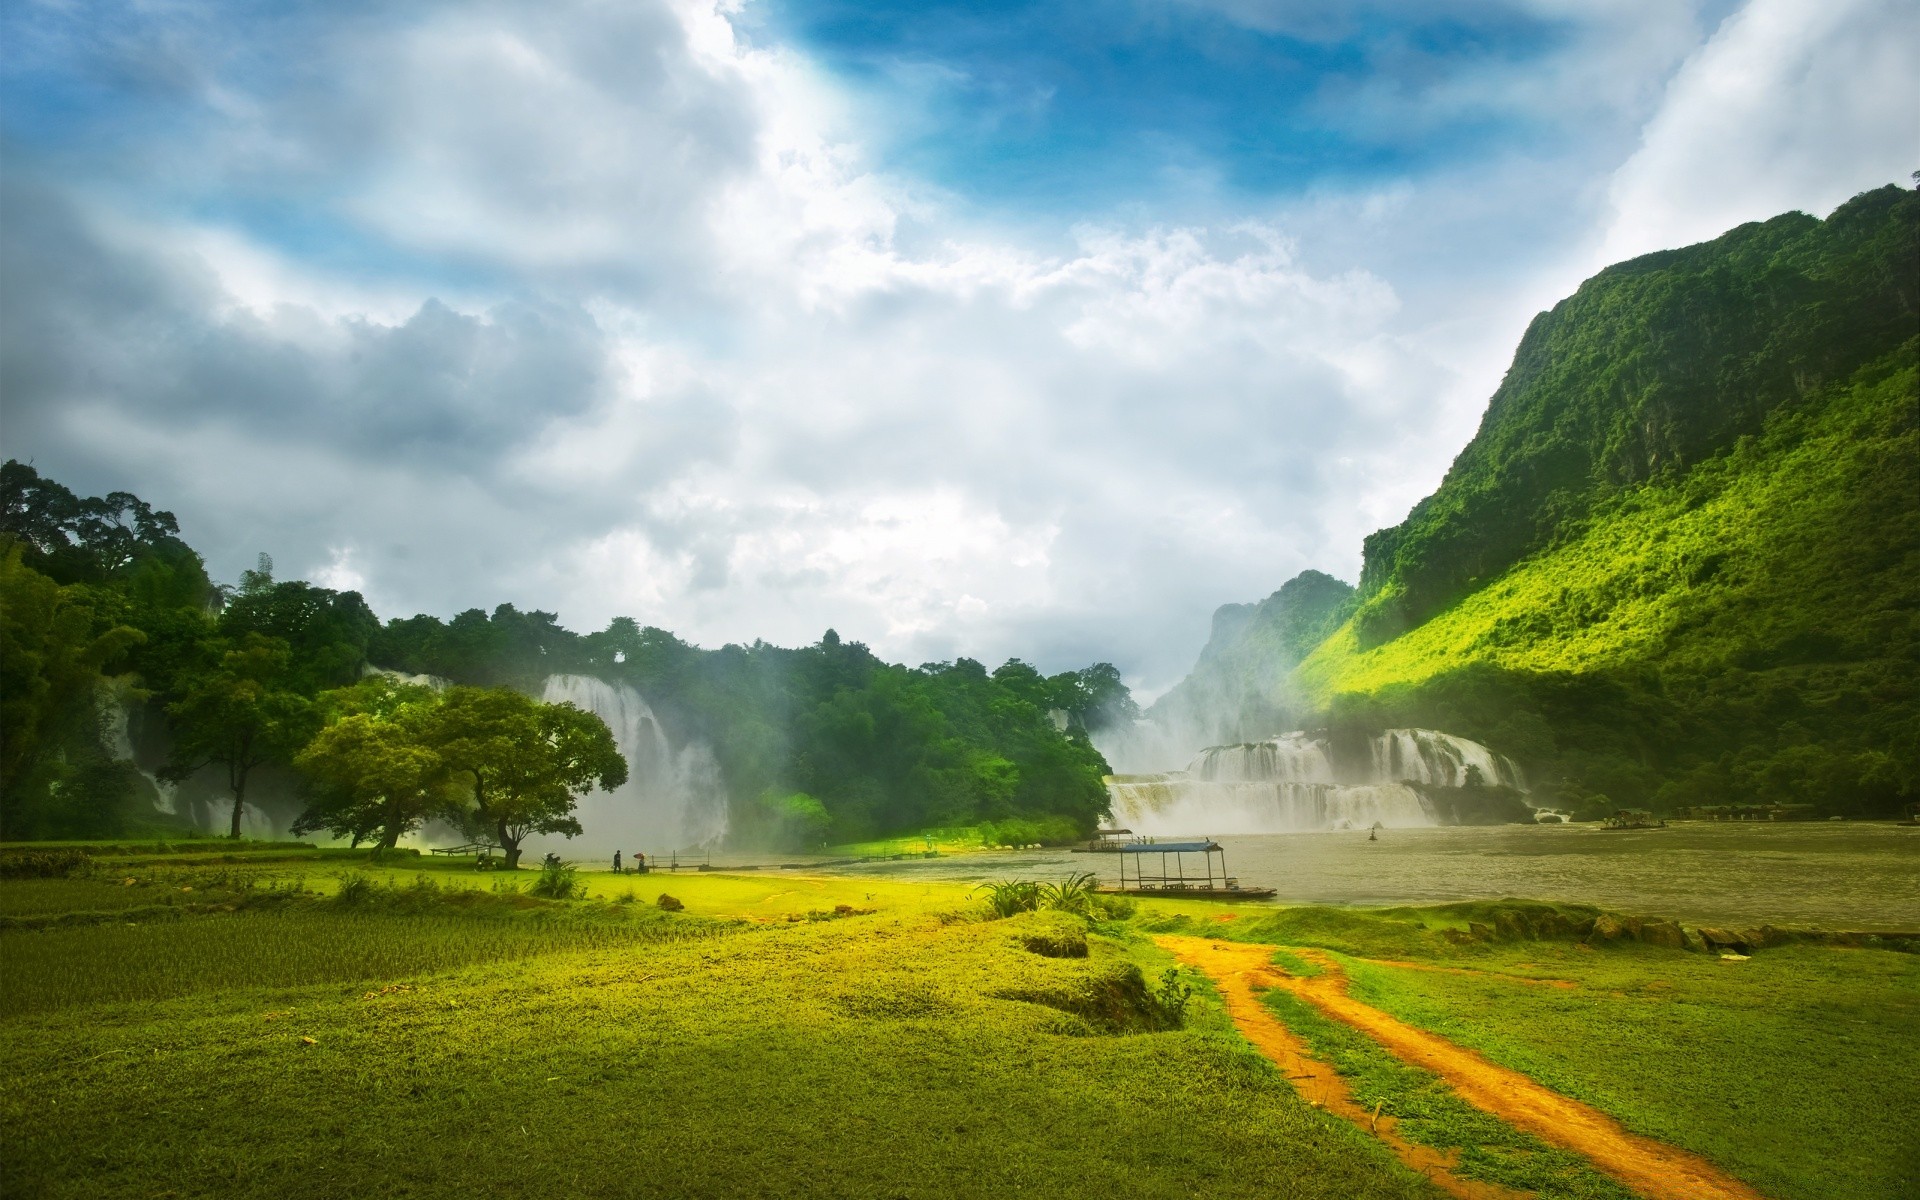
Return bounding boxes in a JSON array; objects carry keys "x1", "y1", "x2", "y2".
[{"x1": 1159, "y1": 936, "x2": 1769, "y2": 1200}]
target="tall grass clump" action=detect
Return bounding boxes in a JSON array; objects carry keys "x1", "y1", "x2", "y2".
[
  {"x1": 976, "y1": 879, "x2": 1042, "y2": 917},
  {"x1": 1039, "y1": 872, "x2": 1098, "y2": 916},
  {"x1": 528, "y1": 860, "x2": 580, "y2": 900}
]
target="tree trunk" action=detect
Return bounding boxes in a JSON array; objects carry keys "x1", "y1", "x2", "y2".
[
  {"x1": 228, "y1": 768, "x2": 248, "y2": 840},
  {"x1": 498, "y1": 820, "x2": 522, "y2": 870}
]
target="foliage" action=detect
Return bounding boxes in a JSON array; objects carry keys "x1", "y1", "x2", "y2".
[
  {"x1": 527, "y1": 859, "x2": 580, "y2": 900},
  {"x1": 217, "y1": 555, "x2": 380, "y2": 695},
  {"x1": 293, "y1": 700, "x2": 450, "y2": 850},
  {"x1": 1151, "y1": 965, "x2": 1193, "y2": 1026},
  {"x1": 0, "y1": 542, "x2": 146, "y2": 836},
  {"x1": 159, "y1": 634, "x2": 318, "y2": 838},
  {"x1": 976, "y1": 878, "x2": 1043, "y2": 918},
  {"x1": 1038, "y1": 871, "x2": 1099, "y2": 916},
  {"x1": 5, "y1": 459, "x2": 1121, "y2": 845},
  {"x1": 426, "y1": 686, "x2": 626, "y2": 868},
  {"x1": 0, "y1": 848, "x2": 91, "y2": 879},
  {"x1": 1350, "y1": 184, "x2": 1918, "y2": 646},
  {"x1": 1295, "y1": 347, "x2": 1919, "y2": 814}
]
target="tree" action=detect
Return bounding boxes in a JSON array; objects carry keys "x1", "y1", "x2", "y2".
[
  {"x1": 293, "y1": 705, "x2": 450, "y2": 850},
  {"x1": 427, "y1": 686, "x2": 626, "y2": 869},
  {"x1": 0, "y1": 542, "x2": 145, "y2": 835},
  {"x1": 159, "y1": 634, "x2": 316, "y2": 838}
]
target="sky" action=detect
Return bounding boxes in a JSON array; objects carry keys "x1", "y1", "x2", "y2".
[{"x1": 2, "y1": 0, "x2": 1915, "y2": 697}]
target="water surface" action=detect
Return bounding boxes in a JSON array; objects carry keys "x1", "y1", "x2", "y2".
[{"x1": 835, "y1": 822, "x2": 1920, "y2": 928}]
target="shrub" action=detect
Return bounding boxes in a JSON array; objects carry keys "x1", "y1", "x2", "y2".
[
  {"x1": 334, "y1": 872, "x2": 374, "y2": 906},
  {"x1": 976, "y1": 879, "x2": 1042, "y2": 918},
  {"x1": 1152, "y1": 967, "x2": 1193, "y2": 1027},
  {"x1": 0, "y1": 849, "x2": 92, "y2": 879},
  {"x1": 1039, "y1": 872, "x2": 1099, "y2": 916},
  {"x1": 528, "y1": 860, "x2": 580, "y2": 900}
]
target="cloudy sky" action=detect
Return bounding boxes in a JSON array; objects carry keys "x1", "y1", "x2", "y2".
[{"x1": 3, "y1": 0, "x2": 1914, "y2": 694}]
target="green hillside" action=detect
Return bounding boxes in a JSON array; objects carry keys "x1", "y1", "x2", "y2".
[
  {"x1": 1351, "y1": 184, "x2": 1918, "y2": 649},
  {"x1": 1173, "y1": 183, "x2": 1918, "y2": 818}
]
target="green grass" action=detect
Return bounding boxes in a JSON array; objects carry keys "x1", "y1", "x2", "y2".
[
  {"x1": 1151, "y1": 898, "x2": 1920, "y2": 1199},
  {"x1": 0, "y1": 900, "x2": 712, "y2": 1017},
  {"x1": 1298, "y1": 360, "x2": 1919, "y2": 698},
  {"x1": 8, "y1": 850, "x2": 1913, "y2": 1200},
  {"x1": 0, "y1": 857, "x2": 1440, "y2": 1200},
  {"x1": 1256, "y1": 986, "x2": 1636, "y2": 1200},
  {"x1": 1342, "y1": 941, "x2": 1920, "y2": 1200}
]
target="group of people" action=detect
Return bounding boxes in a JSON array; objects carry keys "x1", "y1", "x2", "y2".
[{"x1": 611, "y1": 849, "x2": 649, "y2": 874}]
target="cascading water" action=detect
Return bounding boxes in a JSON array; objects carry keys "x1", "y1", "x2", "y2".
[
  {"x1": 538, "y1": 674, "x2": 730, "y2": 855},
  {"x1": 1107, "y1": 728, "x2": 1525, "y2": 835}
]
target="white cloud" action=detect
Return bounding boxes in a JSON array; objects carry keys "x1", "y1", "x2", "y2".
[
  {"x1": 4, "y1": 0, "x2": 1914, "y2": 697},
  {"x1": 1599, "y1": 0, "x2": 1920, "y2": 264}
]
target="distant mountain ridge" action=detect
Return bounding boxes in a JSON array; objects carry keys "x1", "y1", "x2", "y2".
[{"x1": 1144, "y1": 183, "x2": 1919, "y2": 817}]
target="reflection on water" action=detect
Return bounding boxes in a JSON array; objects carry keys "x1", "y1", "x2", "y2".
[{"x1": 841, "y1": 823, "x2": 1920, "y2": 929}]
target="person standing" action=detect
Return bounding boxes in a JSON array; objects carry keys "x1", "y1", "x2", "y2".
[{"x1": 613, "y1": 850, "x2": 623, "y2": 873}]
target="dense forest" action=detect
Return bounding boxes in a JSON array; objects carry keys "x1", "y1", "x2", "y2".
[
  {"x1": 1169, "y1": 183, "x2": 1919, "y2": 819},
  {"x1": 0, "y1": 461, "x2": 1126, "y2": 845}
]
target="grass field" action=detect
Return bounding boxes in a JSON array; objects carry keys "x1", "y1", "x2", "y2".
[
  {"x1": 0, "y1": 852, "x2": 1438, "y2": 1200},
  {"x1": 3, "y1": 845, "x2": 1914, "y2": 1199}
]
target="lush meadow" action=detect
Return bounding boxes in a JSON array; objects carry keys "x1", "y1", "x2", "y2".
[{"x1": 5, "y1": 845, "x2": 1915, "y2": 1199}]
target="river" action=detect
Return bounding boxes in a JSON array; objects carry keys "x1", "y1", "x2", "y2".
[{"x1": 826, "y1": 822, "x2": 1920, "y2": 929}]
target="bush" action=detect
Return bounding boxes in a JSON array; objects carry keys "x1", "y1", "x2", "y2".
[
  {"x1": 528, "y1": 860, "x2": 580, "y2": 900},
  {"x1": 1039, "y1": 872, "x2": 1098, "y2": 916},
  {"x1": 976, "y1": 879, "x2": 1042, "y2": 918},
  {"x1": 333, "y1": 872, "x2": 374, "y2": 906},
  {"x1": 1152, "y1": 967, "x2": 1193, "y2": 1027},
  {"x1": 0, "y1": 849, "x2": 92, "y2": 878}
]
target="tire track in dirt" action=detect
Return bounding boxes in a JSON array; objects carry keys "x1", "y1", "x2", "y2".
[
  {"x1": 1159, "y1": 936, "x2": 1769, "y2": 1200},
  {"x1": 1160, "y1": 937, "x2": 1528, "y2": 1200}
]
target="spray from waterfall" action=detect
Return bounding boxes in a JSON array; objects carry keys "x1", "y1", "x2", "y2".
[{"x1": 536, "y1": 674, "x2": 730, "y2": 856}]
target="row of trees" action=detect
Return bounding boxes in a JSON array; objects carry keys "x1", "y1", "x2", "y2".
[
  {"x1": 1, "y1": 463, "x2": 626, "y2": 854},
  {"x1": 155, "y1": 639, "x2": 625, "y2": 864},
  {"x1": 2, "y1": 460, "x2": 1129, "y2": 846}
]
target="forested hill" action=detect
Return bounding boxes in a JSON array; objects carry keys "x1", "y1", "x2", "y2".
[
  {"x1": 1172, "y1": 183, "x2": 1919, "y2": 819},
  {"x1": 0, "y1": 461, "x2": 1128, "y2": 845},
  {"x1": 1351, "y1": 184, "x2": 1917, "y2": 647}
]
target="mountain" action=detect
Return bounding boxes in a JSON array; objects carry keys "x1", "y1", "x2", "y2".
[{"x1": 1154, "y1": 183, "x2": 1920, "y2": 818}]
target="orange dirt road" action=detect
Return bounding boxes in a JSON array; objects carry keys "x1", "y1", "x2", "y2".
[{"x1": 1159, "y1": 936, "x2": 1770, "y2": 1200}]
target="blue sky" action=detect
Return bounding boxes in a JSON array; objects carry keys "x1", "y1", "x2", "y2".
[
  {"x1": 2, "y1": 0, "x2": 1914, "y2": 694},
  {"x1": 752, "y1": 0, "x2": 1574, "y2": 206}
]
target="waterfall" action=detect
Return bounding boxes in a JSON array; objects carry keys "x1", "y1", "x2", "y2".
[
  {"x1": 1372, "y1": 728, "x2": 1524, "y2": 790},
  {"x1": 1107, "y1": 727, "x2": 1524, "y2": 835},
  {"x1": 539, "y1": 674, "x2": 730, "y2": 854}
]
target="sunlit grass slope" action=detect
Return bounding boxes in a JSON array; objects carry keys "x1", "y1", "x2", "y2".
[
  {"x1": 1297, "y1": 353, "x2": 1917, "y2": 700},
  {"x1": 1, "y1": 861, "x2": 1437, "y2": 1200}
]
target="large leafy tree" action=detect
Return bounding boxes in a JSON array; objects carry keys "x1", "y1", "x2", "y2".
[
  {"x1": 159, "y1": 634, "x2": 317, "y2": 838},
  {"x1": 293, "y1": 697, "x2": 450, "y2": 850},
  {"x1": 0, "y1": 543, "x2": 145, "y2": 835},
  {"x1": 428, "y1": 686, "x2": 626, "y2": 869}
]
